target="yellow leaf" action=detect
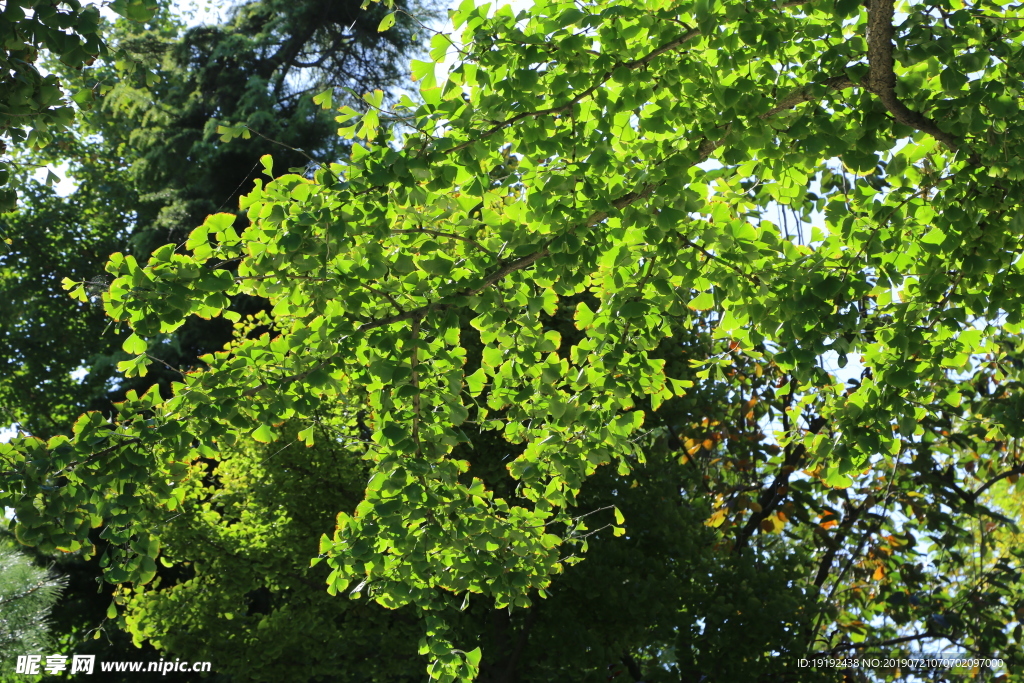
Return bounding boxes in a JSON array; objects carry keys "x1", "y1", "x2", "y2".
[{"x1": 704, "y1": 509, "x2": 727, "y2": 528}]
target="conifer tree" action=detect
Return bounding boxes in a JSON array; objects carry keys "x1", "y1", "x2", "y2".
[{"x1": 0, "y1": 533, "x2": 66, "y2": 661}]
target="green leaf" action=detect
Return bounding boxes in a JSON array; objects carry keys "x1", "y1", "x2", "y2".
[
  {"x1": 312, "y1": 89, "x2": 333, "y2": 109},
  {"x1": 252, "y1": 424, "x2": 276, "y2": 443},
  {"x1": 695, "y1": 0, "x2": 715, "y2": 32},
  {"x1": 824, "y1": 469, "x2": 852, "y2": 489},
  {"x1": 195, "y1": 271, "x2": 234, "y2": 292},
  {"x1": 921, "y1": 227, "x2": 946, "y2": 246},
  {"x1": 885, "y1": 367, "x2": 916, "y2": 389},
  {"x1": 483, "y1": 347, "x2": 503, "y2": 368},
  {"x1": 834, "y1": 0, "x2": 860, "y2": 17},
  {"x1": 377, "y1": 12, "x2": 396, "y2": 31},
  {"x1": 465, "y1": 368, "x2": 487, "y2": 395},
  {"x1": 940, "y1": 67, "x2": 968, "y2": 93},
  {"x1": 557, "y1": 8, "x2": 585, "y2": 26},
  {"x1": 71, "y1": 89, "x2": 93, "y2": 107},
  {"x1": 619, "y1": 300, "x2": 648, "y2": 318},
  {"x1": 574, "y1": 301, "x2": 595, "y2": 329},
  {"x1": 540, "y1": 534, "x2": 561, "y2": 549},
  {"x1": 122, "y1": 333, "x2": 148, "y2": 355},
  {"x1": 110, "y1": 0, "x2": 157, "y2": 22},
  {"x1": 688, "y1": 292, "x2": 715, "y2": 310},
  {"x1": 363, "y1": 89, "x2": 384, "y2": 109},
  {"x1": 411, "y1": 60, "x2": 433, "y2": 82},
  {"x1": 138, "y1": 556, "x2": 158, "y2": 584},
  {"x1": 989, "y1": 95, "x2": 1018, "y2": 118}
]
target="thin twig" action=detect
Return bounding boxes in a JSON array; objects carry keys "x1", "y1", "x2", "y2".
[
  {"x1": 361, "y1": 282, "x2": 406, "y2": 315},
  {"x1": 391, "y1": 227, "x2": 496, "y2": 257}
]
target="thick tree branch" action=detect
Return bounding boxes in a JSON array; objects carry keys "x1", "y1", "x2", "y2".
[
  {"x1": 735, "y1": 414, "x2": 828, "y2": 552},
  {"x1": 502, "y1": 608, "x2": 537, "y2": 683},
  {"x1": 865, "y1": 0, "x2": 964, "y2": 152},
  {"x1": 621, "y1": 651, "x2": 645, "y2": 682},
  {"x1": 970, "y1": 464, "x2": 1024, "y2": 501},
  {"x1": 813, "y1": 496, "x2": 870, "y2": 588}
]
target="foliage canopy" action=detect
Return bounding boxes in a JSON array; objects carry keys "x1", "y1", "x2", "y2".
[
  {"x1": 0, "y1": 0, "x2": 425, "y2": 438},
  {"x1": 6, "y1": 0, "x2": 1024, "y2": 679},
  {"x1": 0, "y1": 0, "x2": 163, "y2": 214}
]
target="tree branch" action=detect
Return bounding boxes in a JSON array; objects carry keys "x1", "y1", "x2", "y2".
[
  {"x1": 391, "y1": 228, "x2": 496, "y2": 257},
  {"x1": 813, "y1": 496, "x2": 870, "y2": 588},
  {"x1": 761, "y1": 76, "x2": 856, "y2": 118},
  {"x1": 679, "y1": 237, "x2": 761, "y2": 285},
  {"x1": 865, "y1": 0, "x2": 964, "y2": 153},
  {"x1": 449, "y1": 29, "x2": 701, "y2": 154},
  {"x1": 734, "y1": 414, "x2": 828, "y2": 552},
  {"x1": 969, "y1": 464, "x2": 1024, "y2": 503},
  {"x1": 241, "y1": 360, "x2": 330, "y2": 398},
  {"x1": 360, "y1": 282, "x2": 406, "y2": 315},
  {"x1": 66, "y1": 437, "x2": 143, "y2": 471},
  {"x1": 621, "y1": 651, "x2": 645, "y2": 682},
  {"x1": 821, "y1": 630, "x2": 940, "y2": 654}
]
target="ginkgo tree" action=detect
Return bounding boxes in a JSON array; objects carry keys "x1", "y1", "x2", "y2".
[
  {"x1": 5, "y1": 0, "x2": 1024, "y2": 678},
  {"x1": 0, "y1": 0, "x2": 160, "y2": 214}
]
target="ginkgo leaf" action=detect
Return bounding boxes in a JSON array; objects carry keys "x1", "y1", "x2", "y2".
[
  {"x1": 252, "y1": 424, "x2": 276, "y2": 443},
  {"x1": 122, "y1": 333, "x2": 147, "y2": 355},
  {"x1": 377, "y1": 12, "x2": 396, "y2": 31}
]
